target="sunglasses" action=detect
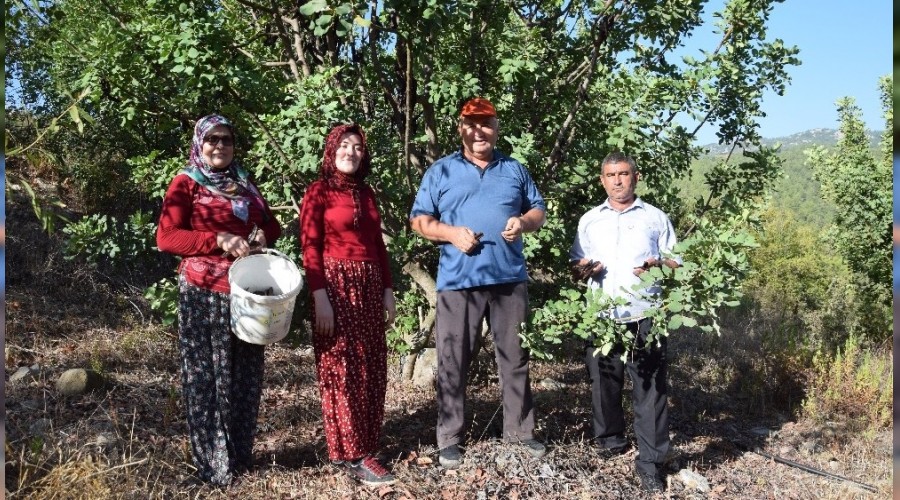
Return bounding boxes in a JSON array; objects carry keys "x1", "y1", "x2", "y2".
[{"x1": 203, "y1": 134, "x2": 234, "y2": 147}]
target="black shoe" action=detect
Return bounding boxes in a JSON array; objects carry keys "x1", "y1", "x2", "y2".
[
  {"x1": 438, "y1": 444, "x2": 462, "y2": 469},
  {"x1": 345, "y1": 456, "x2": 397, "y2": 487},
  {"x1": 596, "y1": 445, "x2": 627, "y2": 460},
  {"x1": 519, "y1": 438, "x2": 547, "y2": 458},
  {"x1": 637, "y1": 470, "x2": 664, "y2": 492}
]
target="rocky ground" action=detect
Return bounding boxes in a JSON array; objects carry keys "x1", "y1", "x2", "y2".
[{"x1": 4, "y1": 191, "x2": 893, "y2": 499}]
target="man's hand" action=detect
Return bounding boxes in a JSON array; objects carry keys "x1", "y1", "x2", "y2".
[
  {"x1": 501, "y1": 216, "x2": 524, "y2": 242},
  {"x1": 571, "y1": 258, "x2": 604, "y2": 281},
  {"x1": 633, "y1": 257, "x2": 673, "y2": 276},
  {"x1": 448, "y1": 226, "x2": 482, "y2": 254}
]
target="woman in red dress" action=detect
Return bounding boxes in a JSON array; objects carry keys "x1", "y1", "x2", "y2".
[{"x1": 299, "y1": 123, "x2": 397, "y2": 486}]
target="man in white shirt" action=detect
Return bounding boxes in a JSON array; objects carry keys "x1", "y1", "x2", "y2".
[{"x1": 569, "y1": 152, "x2": 680, "y2": 493}]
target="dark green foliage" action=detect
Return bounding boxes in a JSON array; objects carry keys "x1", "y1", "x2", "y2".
[
  {"x1": 7, "y1": 0, "x2": 803, "y2": 343},
  {"x1": 805, "y1": 77, "x2": 893, "y2": 342}
]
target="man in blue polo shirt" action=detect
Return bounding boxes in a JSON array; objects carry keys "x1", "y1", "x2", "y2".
[
  {"x1": 569, "y1": 151, "x2": 680, "y2": 493},
  {"x1": 410, "y1": 97, "x2": 547, "y2": 469}
]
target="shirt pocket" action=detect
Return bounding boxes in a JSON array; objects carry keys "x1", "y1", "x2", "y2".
[{"x1": 622, "y1": 224, "x2": 660, "y2": 267}]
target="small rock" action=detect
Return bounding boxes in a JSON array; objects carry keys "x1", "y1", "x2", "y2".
[
  {"x1": 799, "y1": 440, "x2": 821, "y2": 455},
  {"x1": 750, "y1": 427, "x2": 773, "y2": 437},
  {"x1": 56, "y1": 368, "x2": 105, "y2": 396},
  {"x1": 539, "y1": 378, "x2": 565, "y2": 390},
  {"x1": 10, "y1": 364, "x2": 40, "y2": 384},
  {"x1": 92, "y1": 432, "x2": 119, "y2": 450},
  {"x1": 412, "y1": 348, "x2": 438, "y2": 388},
  {"x1": 677, "y1": 468, "x2": 711, "y2": 493},
  {"x1": 539, "y1": 463, "x2": 555, "y2": 478}
]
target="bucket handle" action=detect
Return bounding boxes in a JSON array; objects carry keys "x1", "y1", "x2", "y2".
[{"x1": 234, "y1": 247, "x2": 293, "y2": 265}]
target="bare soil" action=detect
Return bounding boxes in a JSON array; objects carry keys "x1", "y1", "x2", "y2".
[{"x1": 4, "y1": 191, "x2": 893, "y2": 499}]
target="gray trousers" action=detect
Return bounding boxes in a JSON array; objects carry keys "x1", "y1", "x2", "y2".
[{"x1": 435, "y1": 281, "x2": 536, "y2": 449}]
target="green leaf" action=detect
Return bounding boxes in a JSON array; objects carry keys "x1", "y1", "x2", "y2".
[
  {"x1": 298, "y1": 0, "x2": 328, "y2": 16},
  {"x1": 667, "y1": 315, "x2": 683, "y2": 330},
  {"x1": 599, "y1": 342, "x2": 614, "y2": 356},
  {"x1": 68, "y1": 105, "x2": 84, "y2": 134}
]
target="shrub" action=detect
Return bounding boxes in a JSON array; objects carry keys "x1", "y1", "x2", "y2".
[
  {"x1": 801, "y1": 335, "x2": 893, "y2": 431},
  {"x1": 144, "y1": 277, "x2": 179, "y2": 327}
]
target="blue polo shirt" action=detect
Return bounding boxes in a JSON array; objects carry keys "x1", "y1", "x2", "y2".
[{"x1": 410, "y1": 150, "x2": 546, "y2": 291}]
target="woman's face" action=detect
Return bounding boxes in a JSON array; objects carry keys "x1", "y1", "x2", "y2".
[
  {"x1": 334, "y1": 132, "x2": 364, "y2": 175},
  {"x1": 201, "y1": 125, "x2": 234, "y2": 170}
]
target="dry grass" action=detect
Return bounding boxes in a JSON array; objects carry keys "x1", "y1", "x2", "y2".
[{"x1": 5, "y1": 192, "x2": 893, "y2": 499}]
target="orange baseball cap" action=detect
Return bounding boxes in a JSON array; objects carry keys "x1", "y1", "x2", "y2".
[{"x1": 459, "y1": 97, "x2": 497, "y2": 118}]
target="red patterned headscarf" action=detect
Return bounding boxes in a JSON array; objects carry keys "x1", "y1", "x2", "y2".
[
  {"x1": 319, "y1": 123, "x2": 371, "y2": 229},
  {"x1": 319, "y1": 123, "x2": 372, "y2": 186}
]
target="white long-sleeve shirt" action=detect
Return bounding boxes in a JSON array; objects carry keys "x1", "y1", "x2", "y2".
[{"x1": 569, "y1": 197, "x2": 680, "y2": 321}]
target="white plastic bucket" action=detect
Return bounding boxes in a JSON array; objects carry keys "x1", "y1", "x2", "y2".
[{"x1": 228, "y1": 249, "x2": 303, "y2": 345}]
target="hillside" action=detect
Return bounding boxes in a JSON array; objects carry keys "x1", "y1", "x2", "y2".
[{"x1": 681, "y1": 128, "x2": 884, "y2": 227}]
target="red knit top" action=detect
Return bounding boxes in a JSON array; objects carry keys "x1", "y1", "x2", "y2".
[
  {"x1": 156, "y1": 174, "x2": 282, "y2": 293},
  {"x1": 299, "y1": 180, "x2": 393, "y2": 292}
]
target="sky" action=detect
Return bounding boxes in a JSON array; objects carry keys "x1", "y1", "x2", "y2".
[{"x1": 687, "y1": 0, "x2": 892, "y2": 145}]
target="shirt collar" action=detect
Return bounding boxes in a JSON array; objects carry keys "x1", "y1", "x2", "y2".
[
  {"x1": 456, "y1": 148, "x2": 501, "y2": 167},
  {"x1": 599, "y1": 196, "x2": 644, "y2": 213}
]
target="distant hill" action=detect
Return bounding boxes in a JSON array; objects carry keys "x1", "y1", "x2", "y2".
[
  {"x1": 701, "y1": 128, "x2": 883, "y2": 155},
  {"x1": 683, "y1": 128, "x2": 884, "y2": 227}
]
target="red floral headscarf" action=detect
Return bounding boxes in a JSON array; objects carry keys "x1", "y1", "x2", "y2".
[{"x1": 319, "y1": 123, "x2": 372, "y2": 185}]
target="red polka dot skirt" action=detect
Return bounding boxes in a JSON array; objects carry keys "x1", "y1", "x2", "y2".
[{"x1": 313, "y1": 257, "x2": 388, "y2": 461}]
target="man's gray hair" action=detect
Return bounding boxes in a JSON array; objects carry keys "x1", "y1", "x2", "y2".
[{"x1": 601, "y1": 152, "x2": 637, "y2": 174}]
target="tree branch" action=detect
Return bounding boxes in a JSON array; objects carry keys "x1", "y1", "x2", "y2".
[{"x1": 545, "y1": 9, "x2": 618, "y2": 176}]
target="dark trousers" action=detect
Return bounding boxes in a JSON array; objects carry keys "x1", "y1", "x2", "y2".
[
  {"x1": 435, "y1": 281, "x2": 536, "y2": 449},
  {"x1": 585, "y1": 318, "x2": 669, "y2": 475},
  {"x1": 178, "y1": 277, "x2": 264, "y2": 486}
]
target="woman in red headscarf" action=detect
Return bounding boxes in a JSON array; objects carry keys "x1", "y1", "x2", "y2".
[{"x1": 299, "y1": 123, "x2": 396, "y2": 486}]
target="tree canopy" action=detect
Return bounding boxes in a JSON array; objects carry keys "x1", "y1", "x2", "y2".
[{"x1": 7, "y1": 0, "x2": 803, "y2": 355}]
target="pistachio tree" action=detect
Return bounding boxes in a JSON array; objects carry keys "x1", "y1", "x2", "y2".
[{"x1": 7, "y1": 0, "x2": 800, "y2": 363}]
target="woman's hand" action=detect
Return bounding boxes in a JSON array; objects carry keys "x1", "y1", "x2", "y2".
[
  {"x1": 312, "y1": 289, "x2": 335, "y2": 337},
  {"x1": 217, "y1": 232, "x2": 251, "y2": 258},
  {"x1": 383, "y1": 288, "x2": 396, "y2": 326},
  {"x1": 249, "y1": 229, "x2": 267, "y2": 251}
]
